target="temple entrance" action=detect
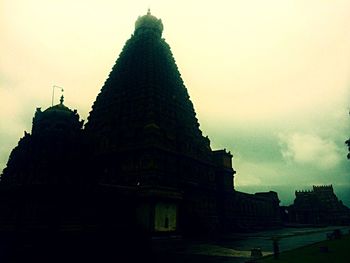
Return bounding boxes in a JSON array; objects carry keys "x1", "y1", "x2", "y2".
[{"x1": 154, "y1": 202, "x2": 177, "y2": 232}]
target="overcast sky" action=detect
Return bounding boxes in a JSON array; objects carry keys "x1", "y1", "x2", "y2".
[{"x1": 1, "y1": 0, "x2": 350, "y2": 205}]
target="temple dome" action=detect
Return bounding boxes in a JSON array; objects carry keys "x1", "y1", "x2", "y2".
[
  {"x1": 44, "y1": 102, "x2": 71, "y2": 114},
  {"x1": 134, "y1": 9, "x2": 163, "y2": 36},
  {"x1": 32, "y1": 96, "x2": 83, "y2": 135}
]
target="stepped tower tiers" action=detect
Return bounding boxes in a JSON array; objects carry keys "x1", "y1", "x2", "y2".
[
  {"x1": 85, "y1": 11, "x2": 235, "y2": 233},
  {"x1": 86, "y1": 11, "x2": 235, "y2": 192}
]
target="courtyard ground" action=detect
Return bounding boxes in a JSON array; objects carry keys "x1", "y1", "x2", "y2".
[
  {"x1": 255, "y1": 233, "x2": 350, "y2": 263},
  {"x1": 152, "y1": 226, "x2": 350, "y2": 263}
]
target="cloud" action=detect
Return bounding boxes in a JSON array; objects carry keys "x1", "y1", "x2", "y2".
[{"x1": 278, "y1": 133, "x2": 343, "y2": 169}]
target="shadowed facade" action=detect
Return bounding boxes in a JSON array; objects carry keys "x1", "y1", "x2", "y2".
[
  {"x1": 84, "y1": 10, "x2": 238, "y2": 234},
  {"x1": 0, "y1": 11, "x2": 282, "y2": 261},
  {"x1": 283, "y1": 185, "x2": 350, "y2": 226}
]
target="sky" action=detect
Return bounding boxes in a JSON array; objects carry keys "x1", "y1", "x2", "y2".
[{"x1": 1, "y1": 0, "x2": 350, "y2": 205}]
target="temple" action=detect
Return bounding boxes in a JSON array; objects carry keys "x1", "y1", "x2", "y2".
[
  {"x1": 0, "y1": 12, "x2": 284, "y2": 251},
  {"x1": 283, "y1": 185, "x2": 350, "y2": 226}
]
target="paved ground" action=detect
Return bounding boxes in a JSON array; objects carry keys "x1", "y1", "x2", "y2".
[
  {"x1": 152, "y1": 226, "x2": 350, "y2": 263},
  {"x1": 256, "y1": 233, "x2": 350, "y2": 263}
]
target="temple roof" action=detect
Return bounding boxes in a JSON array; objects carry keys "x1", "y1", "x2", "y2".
[
  {"x1": 32, "y1": 95, "x2": 83, "y2": 134},
  {"x1": 134, "y1": 9, "x2": 163, "y2": 36},
  {"x1": 43, "y1": 96, "x2": 72, "y2": 114},
  {"x1": 1, "y1": 96, "x2": 85, "y2": 186}
]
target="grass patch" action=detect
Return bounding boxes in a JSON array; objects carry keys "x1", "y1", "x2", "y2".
[{"x1": 256, "y1": 234, "x2": 350, "y2": 263}]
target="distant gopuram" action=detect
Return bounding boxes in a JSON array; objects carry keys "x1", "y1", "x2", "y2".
[{"x1": 284, "y1": 185, "x2": 350, "y2": 226}]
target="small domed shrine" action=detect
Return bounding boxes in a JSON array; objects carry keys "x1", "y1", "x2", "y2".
[
  {"x1": 1, "y1": 95, "x2": 85, "y2": 186},
  {"x1": 32, "y1": 95, "x2": 83, "y2": 135}
]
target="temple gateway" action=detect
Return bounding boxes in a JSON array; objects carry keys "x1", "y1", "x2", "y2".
[{"x1": 0, "y1": 11, "x2": 281, "y2": 239}]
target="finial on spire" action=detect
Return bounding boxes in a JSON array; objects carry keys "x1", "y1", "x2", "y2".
[
  {"x1": 60, "y1": 95, "x2": 64, "y2": 105},
  {"x1": 135, "y1": 9, "x2": 163, "y2": 35},
  {"x1": 52, "y1": 85, "x2": 64, "y2": 106}
]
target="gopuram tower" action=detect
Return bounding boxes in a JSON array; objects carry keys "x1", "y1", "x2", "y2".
[{"x1": 85, "y1": 10, "x2": 236, "y2": 234}]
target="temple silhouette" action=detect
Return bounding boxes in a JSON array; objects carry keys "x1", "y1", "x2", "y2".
[
  {"x1": 0, "y1": 10, "x2": 348, "y2": 262},
  {"x1": 283, "y1": 185, "x2": 350, "y2": 226},
  {"x1": 0, "y1": 11, "x2": 281, "y2": 237}
]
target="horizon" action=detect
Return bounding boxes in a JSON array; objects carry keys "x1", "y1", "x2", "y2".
[{"x1": 1, "y1": 1, "x2": 350, "y2": 206}]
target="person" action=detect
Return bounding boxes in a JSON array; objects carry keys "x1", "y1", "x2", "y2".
[{"x1": 272, "y1": 237, "x2": 279, "y2": 259}]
